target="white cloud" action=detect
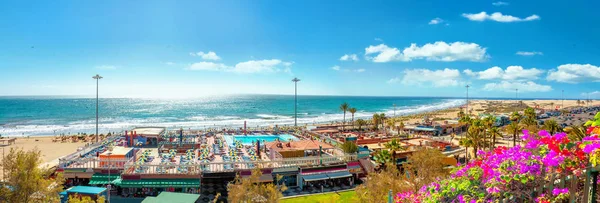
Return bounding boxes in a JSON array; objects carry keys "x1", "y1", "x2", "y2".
[
  {"x1": 429, "y1": 18, "x2": 444, "y2": 25},
  {"x1": 468, "y1": 66, "x2": 544, "y2": 80},
  {"x1": 400, "y1": 68, "x2": 461, "y2": 87},
  {"x1": 516, "y1": 51, "x2": 543, "y2": 56},
  {"x1": 463, "y1": 69, "x2": 477, "y2": 77},
  {"x1": 483, "y1": 81, "x2": 552, "y2": 92},
  {"x1": 582, "y1": 91, "x2": 600, "y2": 97},
  {"x1": 547, "y1": 64, "x2": 600, "y2": 83},
  {"x1": 187, "y1": 62, "x2": 230, "y2": 71},
  {"x1": 364, "y1": 41, "x2": 488, "y2": 63},
  {"x1": 462, "y1": 12, "x2": 540, "y2": 22},
  {"x1": 186, "y1": 59, "x2": 292, "y2": 74},
  {"x1": 340, "y1": 54, "x2": 359, "y2": 61},
  {"x1": 232, "y1": 59, "x2": 288, "y2": 73},
  {"x1": 96, "y1": 65, "x2": 117, "y2": 70},
  {"x1": 189, "y1": 51, "x2": 221, "y2": 60},
  {"x1": 492, "y1": 1, "x2": 509, "y2": 6},
  {"x1": 331, "y1": 66, "x2": 365, "y2": 73},
  {"x1": 387, "y1": 77, "x2": 401, "y2": 84}
]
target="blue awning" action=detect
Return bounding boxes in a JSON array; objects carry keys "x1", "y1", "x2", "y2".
[
  {"x1": 302, "y1": 174, "x2": 329, "y2": 182},
  {"x1": 326, "y1": 171, "x2": 352, "y2": 179}
]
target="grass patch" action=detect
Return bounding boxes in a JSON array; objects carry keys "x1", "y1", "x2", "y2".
[{"x1": 280, "y1": 190, "x2": 357, "y2": 203}]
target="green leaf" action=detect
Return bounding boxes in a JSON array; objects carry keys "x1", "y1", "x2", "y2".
[
  {"x1": 586, "y1": 121, "x2": 594, "y2": 126},
  {"x1": 595, "y1": 112, "x2": 600, "y2": 120}
]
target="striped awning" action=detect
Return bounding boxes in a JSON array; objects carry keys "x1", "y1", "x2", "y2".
[
  {"x1": 118, "y1": 179, "x2": 200, "y2": 188},
  {"x1": 88, "y1": 174, "x2": 120, "y2": 185},
  {"x1": 302, "y1": 174, "x2": 329, "y2": 182}
]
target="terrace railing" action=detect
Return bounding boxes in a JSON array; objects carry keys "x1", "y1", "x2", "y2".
[
  {"x1": 123, "y1": 154, "x2": 358, "y2": 175},
  {"x1": 59, "y1": 135, "x2": 121, "y2": 161},
  {"x1": 59, "y1": 157, "x2": 134, "y2": 170}
]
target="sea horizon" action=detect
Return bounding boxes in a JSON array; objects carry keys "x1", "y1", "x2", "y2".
[{"x1": 0, "y1": 94, "x2": 583, "y2": 137}]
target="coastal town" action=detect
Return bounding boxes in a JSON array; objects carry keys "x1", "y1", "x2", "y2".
[{"x1": 2, "y1": 98, "x2": 598, "y2": 202}]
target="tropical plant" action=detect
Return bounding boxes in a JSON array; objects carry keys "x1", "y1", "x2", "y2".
[
  {"x1": 543, "y1": 119, "x2": 561, "y2": 134},
  {"x1": 482, "y1": 116, "x2": 496, "y2": 149},
  {"x1": 355, "y1": 163, "x2": 409, "y2": 203},
  {"x1": 373, "y1": 150, "x2": 392, "y2": 166},
  {"x1": 457, "y1": 111, "x2": 465, "y2": 119},
  {"x1": 564, "y1": 124, "x2": 586, "y2": 141},
  {"x1": 488, "y1": 127, "x2": 501, "y2": 149},
  {"x1": 349, "y1": 107, "x2": 357, "y2": 122},
  {"x1": 467, "y1": 118, "x2": 487, "y2": 157},
  {"x1": 341, "y1": 141, "x2": 359, "y2": 153},
  {"x1": 372, "y1": 113, "x2": 380, "y2": 130},
  {"x1": 68, "y1": 195, "x2": 106, "y2": 203},
  {"x1": 403, "y1": 148, "x2": 449, "y2": 192},
  {"x1": 397, "y1": 121, "x2": 405, "y2": 136},
  {"x1": 458, "y1": 137, "x2": 474, "y2": 162},
  {"x1": 227, "y1": 168, "x2": 287, "y2": 203},
  {"x1": 510, "y1": 111, "x2": 522, "y2": 122},
  {"x1": 386, "y1": 119, "x2": 396, "y2": 135},
  {"x1": 339, "y1": 102, "x2": 350, "y2": 131},
  {"x1": 357, "y1": 148, "x2": 448, "y2": 203},
  {"x1": 379, "y1": 113, "x2": 386, "y2": 131},
  {"x1": 384, "y1": 139, "x2": 403, "y2": 160},
  {"x1": 356, "y1": 119, "x2": 367, "y2": 131},
  {"x1": 522, "y1": 107, "x2": 537, "y2": 126},
  {"x1": 504, "y1": 121, "x2": 524, "y2": 147},
  {"x1": 397, "y1": 129, "x2": 595, "y2": 203},
  {"x1": 0, "y1": 148, "x2": 64, "y2": 203}
]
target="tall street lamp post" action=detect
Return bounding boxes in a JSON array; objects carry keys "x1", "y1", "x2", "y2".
[
  {"x1": 93, "y1": 74, "x2": 103, "y2": 143},
  {"x1": 292, "y1": 78, "x2": 300, "y2": 127},
  {"x1": 465, "y1": 85, "x2": 470, "y2": 115}
]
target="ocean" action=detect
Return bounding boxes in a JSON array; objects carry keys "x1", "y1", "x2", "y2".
[{"x1": 0, "y1": 95, "x2": 465, "y2": 136}]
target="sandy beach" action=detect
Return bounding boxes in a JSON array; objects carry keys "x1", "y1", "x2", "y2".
[{"x1": 0, "y1": 136, "x2": 88, "y2": 179}]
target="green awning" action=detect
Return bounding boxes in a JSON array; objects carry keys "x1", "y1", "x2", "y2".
[
  {"x1": 118, "y1": 179, "x2": 200, "y2": 188},
  {"x1": 88, "y1": 174, "x2": 120, "y2": 185}
]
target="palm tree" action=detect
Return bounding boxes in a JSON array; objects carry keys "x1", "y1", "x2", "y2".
[
  {"x1": 457, "y1": 111, "x2": 465, "y2": 119},
  {"x1": 459, "y1": 137, "x2": 474, "y2": 162},
  {"x1": 349, "y1": 107, "x2": 357, "y2": 128},
  {"x1": 356, "y1": 119, "x2": 367, "y2": 131},
  {"x1": 482, "y1": 116, "x2": 496, "y2": 149},
  {"x1": 397, "y1": 121, "x2": 405, "y2": 135},
  {"x1": 510, "y1": 111, "x2": 522, "y2": 122},
  {"x1": 349, "y1": 108, "x2": 357, "y2": 122},
  {"x1": 522, "y1": 107, "x2": 538, "y2": 127},
  {"x1": 379, "y1": 113, "x2": 386, "y2": 131},
  {"x1": 564, "y1": 124, "x2": 586, "y2": 141},
  {"x1": 372, "y1": 113, "x2": 380, "y2": 130},
  {"x1": 384, "y1": 139, "x2": 403, "y2": 162},
  {"x1": 339, "y1": 102, "x2": 349, "y2": 131},
  {"x1": 488, "y1": 127, "x2": 501, "y2": 149},
  {"x1": 374, "y1": 150, "x2": 393, "y2": 166},
  {"x1": 505, "y1": 121, "x2": 524, "y2": 147},
  {"x1": 386, "y1": 119, "x2": 396, "y2": 136},
  {"x1": 468, "y1": 119, "x2": 485, "y2": 157},
  {"x1": 542, "y1": 119, "x2": 561, "y2": 134}
]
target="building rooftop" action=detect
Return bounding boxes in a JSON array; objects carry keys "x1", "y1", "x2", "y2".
[
  {"x1": 142, "y1": 192, "x2": 200, "y2": 203},
  {"x1": 65, "y1": 186, "x2": 106, "y2": 195},
  {"x1": 266, "y1": 139, "x2": 335, "y2": 151},
  {"x1": 132, "y1": 127, "x2": 166, "y2": 136},
  {"x1": 101, "y1": 146, "x2": 133, "y2": 156}
]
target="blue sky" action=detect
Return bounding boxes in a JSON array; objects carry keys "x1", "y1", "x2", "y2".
[{"x1": 0, "y1": 0, "x2": 599, "y2": 99}]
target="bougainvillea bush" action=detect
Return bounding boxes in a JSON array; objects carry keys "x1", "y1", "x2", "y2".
[{"x1": 396, "y1": 123, "x2": 600, "y2": 203}]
